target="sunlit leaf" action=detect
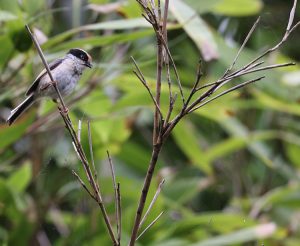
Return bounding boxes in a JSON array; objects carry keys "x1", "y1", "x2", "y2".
[
  {"x1": 184, "y1": 0, "x2": 221, "y2": 14},
  {"x1": 251, "y1": 184, "x2": 300, "y2": 217},
  {"x1": 172, "y1": 119, "x2": 212, "y2": 174},
  {"x1": 0, "y1": 112, "x2": 34, "y2": 150},
  {"x1": 169, "y1": 0, "x2": 218, "y2": 61},
  {"x1": 212, "y1": 0, "x2": 263, "y2": 16},
  {"x1": 7, "y1": 163, "x2": 32, "y2": 193},
  {"x1": 192, "y1": 223, "x2": 276, "y2": 245},
  {"x1": 0, "y1": 10, "x2": 17, "y2": 21},
  {"x1": 285, "y1": 143, "x2": 300, "y2": 168},
  {"x1": 50, "y1": 29, "x2": 154, "y2": 51},
  {"x1": 43, "y1": 18, "x2": 152, "y2": 49},
  {"x1": 253, "y1": 89, "x2": 300, "y2": 116},
  {"x1": 0, "y1": 35, "x2": 14, "y2": 69}
]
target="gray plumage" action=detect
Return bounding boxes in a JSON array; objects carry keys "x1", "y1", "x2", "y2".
[{"x1": 7, "y1": 48, "x2": 92, "y2": 125}]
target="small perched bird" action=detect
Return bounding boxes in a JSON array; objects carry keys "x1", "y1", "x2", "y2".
[{"x1": 7, "y1": 48, "x2": 92, "y2": 125}]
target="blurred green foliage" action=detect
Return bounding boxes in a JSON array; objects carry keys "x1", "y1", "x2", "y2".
[{"x1": 0, "y1": 0, "x2": 300, "y2": 245}]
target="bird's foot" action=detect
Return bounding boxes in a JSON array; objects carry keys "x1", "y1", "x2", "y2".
[
  {"x1": 51, "y1": 80, "x2": 58, "y2": 87},
  {"x1": 58, "y1": 105, "x2": 69, "y2": 115}
]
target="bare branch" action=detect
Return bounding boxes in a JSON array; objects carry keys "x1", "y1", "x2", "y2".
[
  {"x1": 286, "y1": 0, "x2": 298, "y2": 32},
  {"x1": 77, "y1": 119, "x2": 82, "y2": 143},
  {"x1": 136, "y1": 211, "x2": 164, "y2": 241},
  {"x1": 139, "y1": 179, "x2": 165, "y2": 229},
  {"x1": 72, "y1": 170, "x2": 97, "y2": 201},
  {"x1": 239, "y1": 0, "x2": 299, "y2": 73},
  {"x1": 117, "y1": 183, "x2": 122, "y2": 244},
  {"x1": 188, "y1": 76, "x2": 265, "y2": 114},
  {"x1": 129, "y1": 1, "x2": 298, "y2": 245},
  {"x1": 87, "y1": 120, "x2": 98, "y2": 183},
  {"x1": 159, "y1": 35, "x2": 185, "y2": 104},
  {"x1": 226, "y1": 62, "x2": 295, "y2": 81},
  {"x1": 164, "y1": 93, "x2": 177, "y2": 128},
  {"x1": 164, "y1": 60, "x2": 173, "y2": 126},
  {"x1": 185, "y1": 60, "x2": 203, "y2": 106},
  {"x1": 106, "y1": 151, "x2": 120, "y2": 240},
  {"x1": 131, "y1": 56, "x2": 164, "y2": 119},
  {"x1": 223, "y1": 17, "x2": 261, "y2": 77}
]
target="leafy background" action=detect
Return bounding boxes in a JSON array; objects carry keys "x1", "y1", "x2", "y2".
[{"x1": 0, "y1": 0, "x2": 300, "y2": 245}]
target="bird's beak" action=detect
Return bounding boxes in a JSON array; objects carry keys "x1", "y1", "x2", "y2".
[{"x1": 84, "y1": 61, "x2": 93, "y2": 68}]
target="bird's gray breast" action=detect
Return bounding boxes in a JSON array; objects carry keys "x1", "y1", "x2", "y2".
[{"x1": 37, "y1": 58, "x2": 81, "y2": 99}]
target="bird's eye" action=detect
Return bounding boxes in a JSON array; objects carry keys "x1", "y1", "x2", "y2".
[{"x1": 80, "y1": 54, "x2": 84, "y2": 60}]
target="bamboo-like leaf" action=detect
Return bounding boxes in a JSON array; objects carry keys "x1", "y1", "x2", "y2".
[{"x1": 169, "y1": 0, "x2": 218, "y2": 61}]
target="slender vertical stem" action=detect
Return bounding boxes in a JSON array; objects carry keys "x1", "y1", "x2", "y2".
[
  {"x1": 117, "y1": 183, "x2": 122, "y2": 244},
  {"x1": 153, "y1": 37, "x2": 163, "y2": 144},
  {"x1": 128, "y1": 143, "x2": 162, "y2": 245},
  {"x1": 25, "y1": 24, "x2": 118, "y2": 246}
]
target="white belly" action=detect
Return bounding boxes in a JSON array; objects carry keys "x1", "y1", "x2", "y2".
[{"x1": 37, "y1": 60, "x2": 81, "y2": 99}]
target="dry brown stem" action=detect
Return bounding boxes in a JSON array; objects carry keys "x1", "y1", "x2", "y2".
[{"x1": 129, "y1": 0, "x2": 299, "y2": 245}]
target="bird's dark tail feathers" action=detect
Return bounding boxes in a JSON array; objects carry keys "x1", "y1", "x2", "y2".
[{"x1": 7, "y1": 95, "x2": 35, "y2": 125}]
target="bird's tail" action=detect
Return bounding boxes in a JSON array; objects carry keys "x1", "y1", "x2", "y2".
[{"x1": 7, "y1": 95, "x2": 35, "y2": 125}]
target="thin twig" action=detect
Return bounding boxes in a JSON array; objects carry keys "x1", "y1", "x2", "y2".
[
  {"x1": 139, "y1": 179, "x2": 165, "y2": 229},
  {"x1": 238, "y1": 0, "x2": 299, "y2": 74},
  {"x1": 72, "y1": 170, "x2": 97, "y2": 201},
  {"x1": 164, "y1": 93, "x2": 177, "y2": 128},
  {"x1": 117, "y1": 183, "x2": 122, "y2": 244},
  {"x1": 131, "y1": 56, "x2": 163, "y2": 119},
  {"x1": 223, "y1": 17, "x2": 261, "y2": 77},
  {"x1": 87, "y1": 120, "x2": 98, "y2": 183},
  {"x1": 136, "y1": 211, "x2": 164, "y2": 241},
  {"x1": 164, "y1": 61, "x2": 173, "y2": 126},
  {"x1": 286, "y1": 0, "x2": 298, "y2": 32},
  {"x1": 225, "y1": 62, "x2": 295, "y2": 81},
  {"x1": 107, "y1": 151, "x2": 120, "y2": 244},
  {"x1": 159, "y1": 35, "x2": 185, "y2": 103},
  {"x1": 77, "y1": 119, "x2": 82, "y2": 143},
  {"x1": 185, "y1": 60, "x2": 203, "y2": 106},
  {"x1": 188, "y1": 76, "x2": 265, "y2": 114}
]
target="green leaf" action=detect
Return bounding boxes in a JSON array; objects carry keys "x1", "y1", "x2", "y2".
[
  {"x1": 285, "y1": 142, "x2": 300, "y2": 168},
  {"x1": 253, "y1": 89, "x2": 300, "y2": 116},
  {"x1": 163, "y1": 178, "x2": 200, "y2": 204},
  {"x1": 50, "y1": 29, "x2": 154, "y2": 52},
  {"x1": 164, "y1": 213, "x2": 256, "y2": 240},
  {"x1": 118, "y1": 0, "x2": 142, "y2": 18},
  {"x1": 205, "y1": 130, "x2": 278, "y2": 162},
  {"x1": 192, "y1": 223, "x2": 276, "y2": 245},
  {"x1": 183, "y1": 0, "x2": 222, "y2": 14},
  {"x1": 7, "y1": 163, "x2": 32, "y2": 193},
  {"x1": 117, "y1": 141, "x2": 153, "y2": 173},
  {"x1": 169, "y1": 0, "x2": 218, "y2": 61},
  {"x1": 0, "y1": 10, "x2": 17, "y2": 21},
  {"x1": 43, "y1": 18, "x2": 152, "y2": 49},
  {"x1": 212, "y1": 0, "x2": 263, "y2": 16},
  {"x1": 0, "y1": 35, "x2": 14, "y2": 69},
  {"x1": 251, "y1": 184, "x2": 300, "y2": 217},
  {"x1": 172, "y1": 119, "x2": 212, "y2": 174},
  {"x1": 0, "y1": 112, "x2": 34, "y2": 150}
]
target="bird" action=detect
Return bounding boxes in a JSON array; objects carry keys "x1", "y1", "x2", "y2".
[{"x1": 7, "y1": 48, "x2": 92, "y2": 125}]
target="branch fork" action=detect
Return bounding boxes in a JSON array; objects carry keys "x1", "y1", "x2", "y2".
[{"x1": 129, "y1": 0, "x2": 299, "y2": 245}]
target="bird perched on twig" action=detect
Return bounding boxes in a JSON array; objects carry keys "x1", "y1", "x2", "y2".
[{"x1": 7, "y1": 48, "x2": 92, "y2": 125}]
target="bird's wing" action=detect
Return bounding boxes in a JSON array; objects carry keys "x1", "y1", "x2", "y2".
[{"x1": 26, "y1": 58, "x2": 63, "y2": 96}]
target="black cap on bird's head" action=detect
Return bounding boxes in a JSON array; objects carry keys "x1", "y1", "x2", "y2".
[{"x1": 68, "y1": 48, "x2": 92, "y2": 68}]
